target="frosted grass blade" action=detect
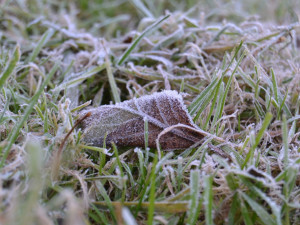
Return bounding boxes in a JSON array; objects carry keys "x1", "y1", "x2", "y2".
[
  {"x1": 118, "y1": 14, "x2": 170, "y2": 65},
  {"x1": 0, "y1": 45, "x2": 20, "y2": 90},
  {"x1": 187, "y1": 169, "x2": 201, "y2": 225},
  {"x1": 0, "y1": 63, "x2": 59, "y2": 168}
]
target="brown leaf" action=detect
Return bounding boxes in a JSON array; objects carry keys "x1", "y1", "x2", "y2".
[{"x1": 80, "y1": 90, "x2": 207, "y2": 150}]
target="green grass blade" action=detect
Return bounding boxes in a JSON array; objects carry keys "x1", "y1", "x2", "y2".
[
  {"x1": 179, "y1": 78, "x2": 185, "y2": 92},
  {"x1": 210, "y1": 82, "x2": 224, "y2": 131},
  {"x1": 0, "y1": 45, "x2": 20, "y2": 90},
  {"x1": 240, "y1": 177, "x2": 282, "y2": 225},
  {"x1": 283, "y1": 166, "x2": 298, "y2": 225},
  {"x1": 190, "y1": 41, "x2": 244, "y2": 118},
  {"x1": 122, "y1": 161, "x2": 135, "y2": 187},
  {"x1": 253, "y1": 112, "x2": 273, "y2": 148},
  {"x1": 147, "y1": 153, "x2": 158, "y2": 225},
  {"x1": 271, "y1": 68, "x2": 279, "y2": 103},
  {"x1": 152, "y1": 27, "x2": 184, "y2": 50},
  {"x1": 240, "y1": 192, "x2": 276, "y2": 225},
  {"x1": 129, "y1": 0, "x2": 154, "y2": 18},
  {"x1": 0, "y1": 95, "x2": 10, "y2": 124},
  {"x1": 203, "y1": 78, "x2": 222, "y2": 130},
  {"x1": 254, "y1": 99, "x2": 265, "y2": 118},
  {"x1": 193, "y1": 79, "x2": 220, "y2": 122},
  {"x1": 240, "y1": 198, "x2": 254, "y2": 225},
  {"x1": 183, "y1": 138, "x2": 213, "y2": 172},
  {"x1": 187, "y1": 169, "x2": 201, "y2": 225},
  {"x1": 205, "y1": 25, "x2": 228, "y2": 46},
  {"x1": 117, "y1": 14, "x2": 170, "y2": 65},
  {"x1": 90, "y1": 203, "x2": 110, "y2": 224},
  {"x1": 238, "y1": 67, "x2": 256, "y2": 89},
  {"x1": 26, "y1": 29, "x2": 55, "y2": 63},
  {"x1": 224, "y1": 41, "x2": 244, "y2": 74},
  {"x1": 225, "y1": 173, "x2": 238, "y2": 191},
  {"x1": 254, "y1": 187, "x2": 282, "y2": 225},
  {"x1": 98, "y1": 133, "x2": 108, "y2": 174},
  {"x1": 227, "y1": 193, "x2": 241, "y2": 225},
  {"x1": 188, "y1": 75, "x2": 220, "y2": 115},
  {"x1": 0, "y1": 62, "x2": 59, "y2": 169},
  {"x1": 288, "y1": 97, "x2": 299, "y2": 138},
  {"x1": 204, "y1": 175, "x2": 213, "y2": 225},
  {"x1": 136, "y1": 148, "x2": 146, "y2": 191},
  {"x1": 278, "y1": 91, "x2": 288, "y2": 119},
  {"x1": 242, "y1": 112, "x2": 273, "y2": 169},
  {"x1": 53, "y1": 64, "x2": 106, "y2": 92},
  {"x1": 70, "y1": 100, "x2": 92, "y2": 113},
  {"x1": 112, "y1": 143, "x2": 125, "y2": 202},
  {"x1": 105, "y1": 54, "x2": 120, "y2": 103},
  {"x1": 79, "y1": 144, "x2": 111, "y2": 154},
  {"x1": 94, "y1": 180, "x2": 117, "y2": 223},
  {"x1": 243, "y1": 45, "x2": 292, "y2": 117},
  {"x1": 282, "y1": 115, "x2": 289, "y2": 167},
  {"x1": 214, "y1": 49, "x2": 246, "y2": 131}
]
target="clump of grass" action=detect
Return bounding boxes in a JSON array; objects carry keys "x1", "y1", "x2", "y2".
[{"x1": 0, "y1": 0, "x2": 300, "y2": 224}]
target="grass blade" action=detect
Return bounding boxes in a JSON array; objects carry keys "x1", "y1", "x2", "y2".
[
  {"x1": 227, "y1": 193, "x2": 241, "y2": 225},
  {"x1": 26, "y1": 29, "x2": 55, "y2": 63},
  {"x1": 105, "y1": 53, "x2": 120, "y2": 103},
  {"x1": 0, "y1": 95, "x2": 10, "y2": 124},
  {"x1": 129, "y1": 0, "x2": 154, "y2": 18},
  {"x1": 183, "y1": 138, "x2": 213, "y2": 172},
  {"x1": 282, "y1": 115, "x2": 289, "y2": 167},
  {"x1": 240, "y1": 198, "x2": 254, "y2": 225},
  {"x1": 204, "y1": 175, "x2": 213, "y2": 225},
  {"x1": 112, "y1": 143, "x2": 126, "y2": 202},
  {"x1": 271, "y1": 68, "x2": 278, "y2": 103},
  {"x1": 214, "y1": 49, "x2": 246, "y2": 131},
  {"x1": 147, "y1": 153, "x2": 158, "y2": 225},
  {"x1": 90, "y1": 203, "x2": 110, "y2": 224},
  {"x1": 0, "y1": 45, "x2": 20, "y2": 90},
  {"x1": 278, "y1": 91, "x2": 288, "y2": 119},
  {"x1": 0, "y1": 62, "x2": 59, "y2": 168},
  {"x1": 242, "y1": 112, "x2": 273, "y2": 169},
  {"x1": 210, "y1": 82, "x2": 224, "y2": 131},
  {"x1": 187, "y1": 169, "x2": 201, "y2": 225},
  {"x1": 203, "y1": 78, "x2": 222, "y2": 130},
  {"x1": 240, "y1": 192, "x2": 276, "y2": 225},
  {"x1": 135, "y1": 148, "x2": 146, "y2": 191},
  {"x1": 240, "y1": 177, "x2": 282, "y2": 225},
  {"x1": 117, "y1": 14, "x2": 170, "y2": 65},
  {"x1": 53, "y1": 65, "x2": 106, "y2": 92},
  {"x1": 94, "y1": 180, "x2": 117, "y2": 223},
  {"x1": 153, "y1": 27, "x2": 184, "y2": 50},
  {"x1": 189, "y1": 41, "x2": 244, "y2": 118},
  {"x1": 193, "y1": 78, "x2": 221, "y2": 122},
  {"x1": 188, "y1": 75, "x2": 220, "y2": 116}
]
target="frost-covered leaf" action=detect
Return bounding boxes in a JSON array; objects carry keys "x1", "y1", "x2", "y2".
[{"x1": 80, "y1": 90, "x2": 206, "y2": 150}]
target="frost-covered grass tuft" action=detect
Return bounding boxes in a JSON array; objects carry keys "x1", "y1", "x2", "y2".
[{"x1": 0, "y1": 0, "x2": 300, "y2": 224}]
